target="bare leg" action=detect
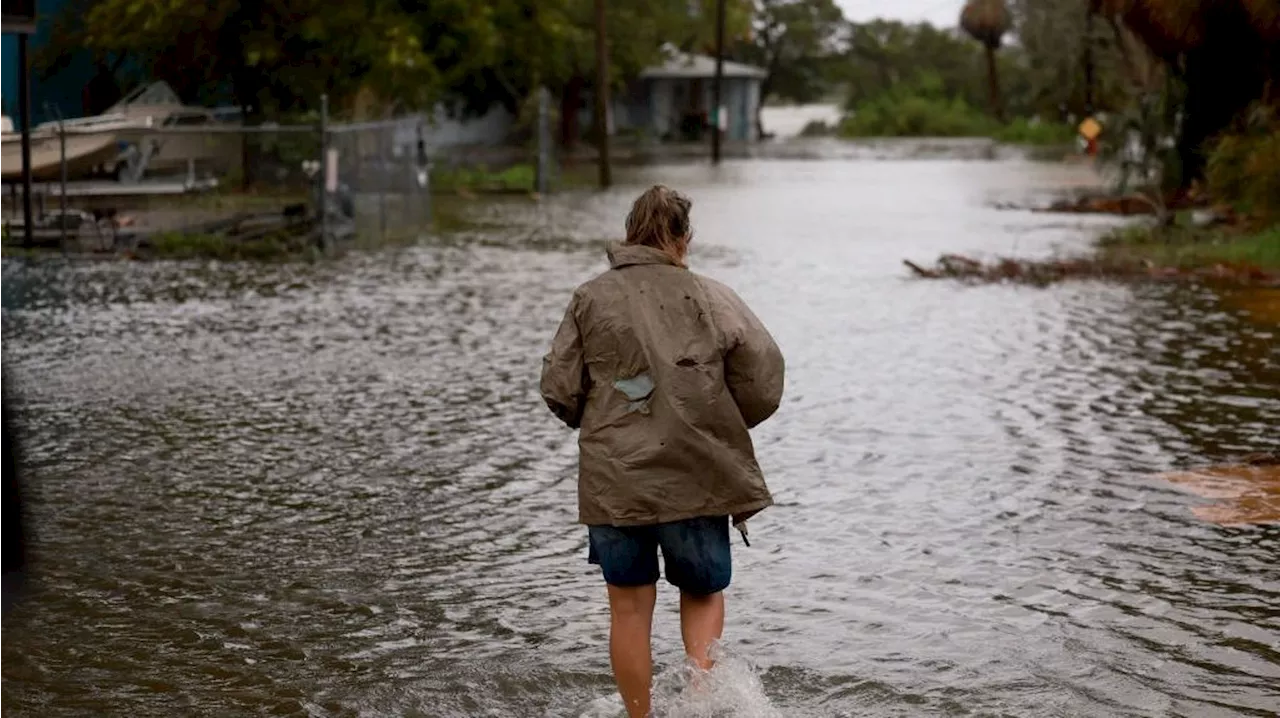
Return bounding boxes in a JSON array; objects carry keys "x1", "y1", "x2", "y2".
[
  {"x1": 607, "y1": 583, "x2": 658, "y2": 718},
  {"x1": 679, "y1": 591, "x2": 724, "y2": 671}
]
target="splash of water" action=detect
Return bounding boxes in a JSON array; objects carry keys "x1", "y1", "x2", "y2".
[{"x1": 578, "y1": 644, "x2": 781, "y2": 718}]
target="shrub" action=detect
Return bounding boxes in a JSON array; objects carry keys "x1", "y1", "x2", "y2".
[
  {"x1": 837, "y1": 72, "x2": 1072, "y2": 142},
  {"x1": 1206, "y1": 103, "x2": 1280, "y2": 223},
  {"x1": 840, "y1": 93, "x2": 995, "y2": 138},
  {"x1": 991, "y1": 117, "x2": 1076, "y2": 145}
]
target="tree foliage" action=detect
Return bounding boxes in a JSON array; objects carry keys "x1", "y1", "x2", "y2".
[
  {"x1": 836, "y1": 7, "x2": 1145, "y2": 125},
  {"x1": 58, "y1": 0, "x2": 754, "y2": 118},
  {"x1": 842, "y1": 21, "x2": 1012, "y2": 113},
  {"x1": 437, "y1": 0, "x2": 751, "y2": 116},
  {"x1": 1010, "y1": 0, "x2": 1133, "y2": 116},
  {"x1": 737, "y1": 0, "x2": 847, "y2": 105},
  {"x1": 960, "y1": 0, "x2": 1011, "y2": 49},
  {"x1": 76, "y1": 0, "x2": 441, "y2": 114}
]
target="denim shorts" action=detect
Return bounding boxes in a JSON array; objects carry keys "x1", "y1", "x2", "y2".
[{"x1": 587, "y1": 515, "x2": 731, "y2": 595}]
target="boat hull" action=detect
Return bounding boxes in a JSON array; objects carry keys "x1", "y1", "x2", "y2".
[{"x1": 1, "y1": 132, "x2": 124, "y2": 182}]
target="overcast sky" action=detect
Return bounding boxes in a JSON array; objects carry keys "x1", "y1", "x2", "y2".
[{"x1": 835, "y1": 0, "x2": 962, "y2": 28}]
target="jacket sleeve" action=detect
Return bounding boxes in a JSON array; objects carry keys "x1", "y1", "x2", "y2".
[
  {"x1": 721, "y1": 290, "x2": 785, "y2": 428},
  {"x1": 540, "y1": 293, "x2": 589, "y2": 429}
]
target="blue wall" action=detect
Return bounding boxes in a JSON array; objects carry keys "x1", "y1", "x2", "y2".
[{"x1": 3, "y1": 0, "x2": 95, "y2": 127}]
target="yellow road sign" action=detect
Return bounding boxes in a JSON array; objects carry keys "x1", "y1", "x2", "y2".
[{"x1": 1078, "y1": 116, "x2": 1101, "y2": 141}]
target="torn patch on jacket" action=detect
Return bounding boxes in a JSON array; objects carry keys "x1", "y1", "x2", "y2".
[{"x1": 613, "y1": 373, "x2": 655, "y2": 413}]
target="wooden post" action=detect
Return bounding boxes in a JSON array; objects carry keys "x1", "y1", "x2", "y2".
[
  {"x1": 1083, "y1": 5, "x2": 1095, "y2": 114},
  {"x1": 318, "y1": 94, "x2": 329, "y2": 251},
  {"x1": 712, "y1": 0, "x2": 726, "y2": 164},
  {"x1": 18, "y1": 34, "x2": 34, "y2": 248},
  {"x1": 594, "y1": 0, "x2": 612, "y2": 188},
  {"x1": 56, "y1": 110, "x2": 67, "y2": 246},
  {"x1": 536, "y1": 86, "x2": 551, "y2": 194}
]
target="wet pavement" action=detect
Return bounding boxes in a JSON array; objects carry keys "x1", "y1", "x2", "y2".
[{"x1": 3, "y1": 151, "x2": 1279, "y2": 717}]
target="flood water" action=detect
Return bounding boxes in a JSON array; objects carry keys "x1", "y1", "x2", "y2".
[{"x1": 3, "y1": 150, "x2": 1279, "y2": 717}]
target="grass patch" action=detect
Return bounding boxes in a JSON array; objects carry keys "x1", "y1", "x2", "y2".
[
  {"x1": 0, "y1": 245, "x2": 46, "y2": 259},
  {"x1": 1205, "y1": 104, "x2": 1280, "y2": 224},
  {"x1": 552, "y1": 162, "x2": 604, "y2": 189},
  {"x1": 142, "y1": 231, "x2": 316, "y2": 261},
  {"x1": 431, "y1": 161, "x2": 599, "y2": 194},
  {"x1": 156, "y1": 191, "x2": 309, "y2": 213},
  {"x1": 1099, "y1": 221, "x2": 1280, "y2": 270},
  {"x1": 431, "y1": 163, "x2": 536, "y2": 193},
  {"x1": 991, "y1": 118, "x2": 1076, "y2": 146}
]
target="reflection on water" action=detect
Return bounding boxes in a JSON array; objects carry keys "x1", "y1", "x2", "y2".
[
  {"x1": 1161, "y1": 462, "x2": 1280, "y2": 526},
  {"x1": 1223, "y1": 287, "x2": 1280, "y2": 326},
  {"x1": 3, "y1": 155, "x2": 1279, "y2": 717}
]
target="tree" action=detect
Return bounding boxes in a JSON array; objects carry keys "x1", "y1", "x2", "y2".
[
  {"x1": 1009, "y1": 0, "x2": 1131, "y2": 119},
  {"x1": 843, "y1": 20, "x2": 994, "y2": 111},
  {"x1": 77, "y1": 0, "x2": 442, "y2": 115},
  {"x1": 738, "y1": 0, "x2": 847, "y2": 134},
  {"x1": 960, "y1": 0, "x2": 1012, "y2": 119},
  {"x1": 61, "y1": 0, "x2": 756, "y2": 147},
  {"x1": 594, "y1": 0, "x2": 611, "y2": 187},
  {"x1": 418, "y1": 0, "x2": 751, "y2": 146},
  {"x1": 1088, "y1": 0, "x2": 1280, "y2": 187}
]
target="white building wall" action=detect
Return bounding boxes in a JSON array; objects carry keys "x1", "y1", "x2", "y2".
[
  {"x1": 572, "y1": 75, "x2": 764, "y2": 142},
  {"x1": 651, "y1": 80, "x2": 675, "y2": 137},
  {"x1": 744, "y1": 78, "x2": 761, "y2": 140}
]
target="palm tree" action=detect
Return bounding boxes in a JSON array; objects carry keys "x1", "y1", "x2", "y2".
[
  {"x1": 1242, "y1": 0, "x2": 1280, "y2": 44},
  {"x1": 1089, "y1": 0, "x2": 1279, "y2": 185},
  {"x1": 960, "y1": 0, "x2": 1012, "y2": 121}
]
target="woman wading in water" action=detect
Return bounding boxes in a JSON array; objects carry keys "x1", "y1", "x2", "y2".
[{"x1": 541, "y1": 185, "x2": 785, "y2": 717}]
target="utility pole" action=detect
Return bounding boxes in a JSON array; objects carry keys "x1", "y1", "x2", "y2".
[
  {"x1": 535, "y1": 86, "x2": 551, "y2": 194},
  {"x1": 1083, "y1": 4, "x2": 1095, "y2": 115},
  {"x1": 318, "y1": 93, "x2": 329, "y2": 252},
  {"x1": 711, "y1": 0, "x2": 727, "y2": 165},
  {"x1": 594, "y1": 0, "x2": 612, "y2": 188}
]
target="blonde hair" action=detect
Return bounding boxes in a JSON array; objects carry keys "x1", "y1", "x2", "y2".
[{"x1": 625, "y1": 184, "x2": 692, "y2": 265}]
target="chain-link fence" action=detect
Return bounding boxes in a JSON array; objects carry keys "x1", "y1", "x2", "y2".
[
  {"x1": 4, "y1": 99, "x2": 554, "y2": 249},
  {"x1": 328, "y1": 117, "x2": 431, "y2": 241}
]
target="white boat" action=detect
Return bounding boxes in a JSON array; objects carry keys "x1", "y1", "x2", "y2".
[
  {"x1": 0, "y1": 120, "x2": 123, "y2": 181},
  {"x1": 96, "y1": 82, "x2": 244, "y2": 178},
  {"x1": 1, "y1": 82, "x2": 240, "y2": 182}
]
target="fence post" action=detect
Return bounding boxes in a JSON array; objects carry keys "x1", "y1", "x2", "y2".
[
  {"x1": 379, "y1": 128, "x2": 388, "y2": 240},
  {"x1": 50, "y1": 105, "x2": 68, "y2": 246},
  {"x1": 416, "y1": 122, "x2": 431, "y2": 226},
  {"x1": 318, "y1": 93, "x2": 330, "y2": 252},
  {"x1": 536, "y1": 86, "x2": 551, "y2": 194},
  {"x1": 711, "y1": 0, "x2": 726, "y2": 165},
  {"x1": 18, "y1": 34, "x2": 34, "y2": 248}
]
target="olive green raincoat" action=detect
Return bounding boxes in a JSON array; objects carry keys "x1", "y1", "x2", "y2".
[{"x1": 540, "y1": 243, "x2": 784, "y2": 527}]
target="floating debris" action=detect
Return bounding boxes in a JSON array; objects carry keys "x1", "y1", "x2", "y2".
[
  {"x1": 1040, "y1": 194, "x2": 1162, "y2": 215},
  {"x1": 903, "y1": 253, "x2": 1280, "y2": 287},
  {"x1": 1024, "y1": 190, "x2": 1211, "y2": 217}
]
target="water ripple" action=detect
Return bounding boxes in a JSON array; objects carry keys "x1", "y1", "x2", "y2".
[{"x1": 4, "y1": 158, "x2": 1278, "y2": 717}]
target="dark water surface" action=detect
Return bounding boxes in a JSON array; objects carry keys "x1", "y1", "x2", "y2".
[{"x1": 4, "y1": 156, "x2": 1279, "y2": 717}]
